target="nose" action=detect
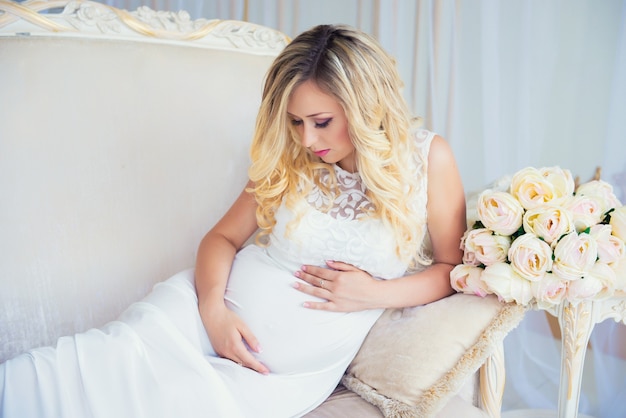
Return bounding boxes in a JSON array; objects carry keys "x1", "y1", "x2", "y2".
[{"x1": 300, "y1": 124, "x2": 317, "y2": 148}]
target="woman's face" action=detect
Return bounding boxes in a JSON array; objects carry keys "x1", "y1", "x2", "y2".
[{"x1": 287, "y1": 80, "x2": 356, "y2": 172}]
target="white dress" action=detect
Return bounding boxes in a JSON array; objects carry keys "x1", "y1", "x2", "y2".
[{"x1": 0, "y1": 130, "x2": 434, "y2": 418}]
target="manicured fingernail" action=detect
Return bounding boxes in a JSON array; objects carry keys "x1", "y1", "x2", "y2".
[{"x1": 294, "y1": 271, "x2": 301, "y2": 278}]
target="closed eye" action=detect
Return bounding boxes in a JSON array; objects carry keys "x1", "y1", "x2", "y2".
[
  {"x1": 289, "y1": 117, "x2": 331, "y2": 128},
  {"x1": 315, "y1": 118, "x2": 332, "y2": 128}
]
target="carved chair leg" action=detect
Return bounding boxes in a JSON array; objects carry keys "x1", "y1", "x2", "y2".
[{"x1": 479, "y1": 341, "x2": 505, "y2": 418}]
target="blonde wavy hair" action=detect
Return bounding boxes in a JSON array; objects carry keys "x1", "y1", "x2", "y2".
[{"x1": 248, "y1": 24, "x2": 430, "y2": 267}]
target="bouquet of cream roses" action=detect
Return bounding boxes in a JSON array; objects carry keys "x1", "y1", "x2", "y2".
[{"x1": 450, "y1": 166, "x2": 626, "y2": 308}]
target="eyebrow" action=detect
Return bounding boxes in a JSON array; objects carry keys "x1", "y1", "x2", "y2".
[{"x1": 287, "y1": 112, "x2": 332, "y2": 118}]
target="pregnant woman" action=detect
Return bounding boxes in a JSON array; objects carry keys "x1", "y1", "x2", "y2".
[{"x1": 0, "y1": 24, "x2": 466, "y2": 418}]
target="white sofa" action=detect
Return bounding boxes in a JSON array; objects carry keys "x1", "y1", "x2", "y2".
[{"x1": 0, "y1": 1, "x2": 525, "y2": 417}]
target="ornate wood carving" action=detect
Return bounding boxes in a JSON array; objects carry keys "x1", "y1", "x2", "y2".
[
  {"x1": 535, "y1": 297, "x2": 626, "y2": 418},
  {"x1": 0, "y1": 0, "x2": 289, "y2": 51}
]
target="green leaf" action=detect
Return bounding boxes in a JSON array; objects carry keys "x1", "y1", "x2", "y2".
[
  {"x1": 511, "y1": 225, "x2": 525, "y2": 240},
  {"x1": 601, "y1": 208, "x2": 614, "y2": 224}
]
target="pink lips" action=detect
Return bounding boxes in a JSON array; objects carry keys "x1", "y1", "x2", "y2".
[{"x1": 314, "y1": 149, "x2": 330, "y2": 157}]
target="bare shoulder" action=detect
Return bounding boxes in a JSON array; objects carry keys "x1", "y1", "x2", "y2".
[
  {"x1": 426, "y1": 134, "x2": 462, "y2": 188},
  {"x1": 427, "y1": 134, "x2": 456, "y2": 168}
]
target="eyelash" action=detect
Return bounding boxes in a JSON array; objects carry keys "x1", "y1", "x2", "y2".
[
  {"x1": 315, "y1": 119, "x2": 331, "y2": 128},
  {"x1": 290, "y1": 119, "x2": 332, "y2": 128}
]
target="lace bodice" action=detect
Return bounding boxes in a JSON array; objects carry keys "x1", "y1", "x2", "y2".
[
  {"x1": 306, "y1": 165, "x2": 375, "y2": 221},
  {"x1": 265, "y1": 129, "x2": 435, "y2": 280}
]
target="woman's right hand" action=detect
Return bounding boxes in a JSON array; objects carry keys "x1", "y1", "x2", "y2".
[
  {"x1": 194, "y1": 182, "x2": 267, "y2": 374},
  {"x1": 201, "y1": 304, "x2": 269, "y2": 375}
]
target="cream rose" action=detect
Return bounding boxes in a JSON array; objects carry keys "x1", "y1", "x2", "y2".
[
  {"x1": 462, "y1": 250, "x2": 478, "y2": 267},
  {"x1": 459, "y1": 230, "x2": 479, "y2": 266},
  {"x1": 588, "y1": 224, "x2": 625, "y2": 265},
  {"x1": 510, "y1": 167, "x2": 549, "y2": 209},
  {"x1": 463, "y1": 228, "x2": 511, "y2": 266},
  {"x1": 564, "y1": 195, "x2": 605, "y2": 233},
  {"x1": 539, "y1": 166, "x2": 575, "y2": 202},
  {"x1": 575, "y1": 180, "x2": 621, "y2": 214},
  {"x1": 522, "y1": 205, "x2": 574, "y2": 245},
  {"x1": 567, "y1": 275, "x2": 603, "y2": 302},
  {"x1": 611, "y1": 256, "x2": 626, "y2": 293},
  {"x1": 508, "y1": 233, "x2": 553, "y2": 281},
  {"x1": 610, "y1": 205, "x2": 626, "y2": 242},
  {"x1": 477, "y1": 190, "x2": 524, "y2": 235},
  {"x1": 466, "y1": 176, "x2": 514, "y2": 225},
  {"x1": 531, "y1": 272, "x2": 568, "y2": 309},
  {"x1": 480, "y1": 262, "x2": 533, "y2": 305},
  {"x1": 450, "y1": 264, "x2": 489, "y2": 297},
  {"x1": 510, "y1": 166, "x2": 565, "y2": 210},
  {"x1": 552, "y1": 231, "x2": 598, "y2": 281},
  {"x1": 588, "y1": 262, "x2": 617, "y2": 299},
  {"x1": 567, "y1": 262, "x2": 616, "y2": 302}
]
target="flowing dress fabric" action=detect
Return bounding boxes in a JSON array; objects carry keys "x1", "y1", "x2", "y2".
[{"x1": 0, "y1": 129, "x2": 435, "y2": 418}]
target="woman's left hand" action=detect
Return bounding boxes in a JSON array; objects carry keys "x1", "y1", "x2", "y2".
[{"x1": 293, "y1": 260, "x2": 380, "y2": 311}]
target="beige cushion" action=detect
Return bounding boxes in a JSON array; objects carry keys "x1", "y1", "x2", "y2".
[{"x1": 342, "y1": 294, "x2": 526, "y2": 417}]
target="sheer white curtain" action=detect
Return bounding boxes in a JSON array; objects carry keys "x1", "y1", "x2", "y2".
[
  {"x1": 103, "y1": 0, "x2": 626, "y2": 193},
  {"x1": 101, "y1": 1, "x2": 626, "y2": 416}
]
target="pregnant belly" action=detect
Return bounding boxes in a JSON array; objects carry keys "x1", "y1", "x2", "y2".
[{"x1": 224, "y1": 245, "x2": 381, "y2": 374}]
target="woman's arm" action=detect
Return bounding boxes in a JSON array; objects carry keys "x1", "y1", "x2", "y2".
[
  {"x1": 374, "y1": 134, "x2": 466, "y2": 307},
  {"x1": 195, "y1": 181, "x2": 269, "y2": 373},
  {"x1": 294, "y1": 135, "x2": 466, "y2": 310}
]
